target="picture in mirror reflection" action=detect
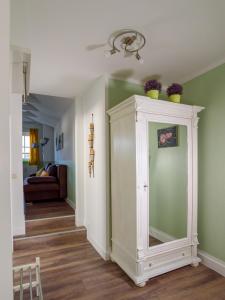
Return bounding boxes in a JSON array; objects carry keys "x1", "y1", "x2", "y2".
[{"x1": 158, "y1": 126, "x2": 178, "y2": 148}]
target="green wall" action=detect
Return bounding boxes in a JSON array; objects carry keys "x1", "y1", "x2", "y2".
[
  {"x1": 183, "y1": 63, "x2": 225, "y2": 262},
  {"x1": 149, "y1": 123, "x2": 187, "y2": 240},
  {"x1": 108, "y1": 79, "x2": 145, "y2": 108},
  {"x1": 108, "y1": 78, "x2": 167, "y2": 108}
]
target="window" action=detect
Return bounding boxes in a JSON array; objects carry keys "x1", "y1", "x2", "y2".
[{"x1": 22, "y1": 133, "x2": 30, "y2": 160}]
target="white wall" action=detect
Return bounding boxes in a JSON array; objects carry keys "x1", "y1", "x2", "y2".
[
  {"x1": 42, "y1": 124, "x2": 55, "y2": 162},
  {"x1": 75, "y1": 96, "x2": 85, "y2": 226},
  {"x1": 10, "y1": 94, "x2": 25, "y2": 236},
  {"x1": 0, "y1": 0, "x2": 13, "y2": 298},
  {"x1": 10, "y1": 0, "x2": 31, "y2": 49},
  {"x1": 55, "y1": 102, "x2": 75, "y2": 162},
  {"x1": 76, "y1": 76, "x2": 110, "y2": 259},
  {"x1": 55, "y1": 101, "x2": 76, "y2": 205}
]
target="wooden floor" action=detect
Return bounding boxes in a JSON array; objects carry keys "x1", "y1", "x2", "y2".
[
  {"x1": 25, "y1": 200, "x2": 75, "y2": 220},
  {"x1": 13, "y1": 231, "x2": 225, "y2": 300},
  {"x1": 22, "y1": 216, "x2": 85, "y2": 238},
  {"x1": 12, "y1": 200, "x2": 79, "y2": 238},
  {"x1": 149, "y1": 235, "x2": 162, "y2": 247}
]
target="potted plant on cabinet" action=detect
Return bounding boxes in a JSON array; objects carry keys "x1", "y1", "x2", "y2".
[
  {"x1": 167, "y1": 83, "x2": 183, "y2": 103},
  {"x1": 144, "y1": 79, "x2": 162, "y2": 100}
]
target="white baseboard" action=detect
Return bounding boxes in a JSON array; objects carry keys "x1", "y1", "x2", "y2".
[
  {"x1": 198, "y1": 250, "x2": 225, "y2": 277},
  {"x1": 87, "y1": 232, "x2": 110, "y2": 261},
  {"x1": 149, "y1": 226, "x2": 175, "y2": 243},
  {"x1": 75, "y1": 212, "x2": 85, "y2": 227},
  {"x1": 66, "y1": 198, "x2": 75, "y2": 210},
  {"x1": 14, "y1": 228, "x2": 86, "y2": 241},
  {"x1": 13, "y1": 225, "x2": 26, "y2": 237},
  {"x1": 150, "y1": 227, "x2": 225, "y2": 278}
]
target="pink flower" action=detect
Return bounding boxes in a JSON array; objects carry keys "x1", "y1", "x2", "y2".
[
  {"x1": 160, "y1": 134, "x2": 166, "y2": 144},
  {"x1": 165, "y1": 132, "x2": 172, "y2": 139}
]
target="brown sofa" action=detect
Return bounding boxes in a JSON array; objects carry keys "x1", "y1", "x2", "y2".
[{"x1": 24, "y1": 164, "x2": 67, "y2": 203}]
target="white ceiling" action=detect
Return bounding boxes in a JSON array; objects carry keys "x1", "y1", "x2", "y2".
[
  {"x1": 11, "y1": 0, "x2": 225, "y2": 98},
  {"x1": 22, "y1": 94, "x2": 74, "y2": 127}
]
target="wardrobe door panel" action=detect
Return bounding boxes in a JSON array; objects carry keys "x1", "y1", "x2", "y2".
[{"x1": 148, "y1": 122, "x2": 188, "y2": 248}]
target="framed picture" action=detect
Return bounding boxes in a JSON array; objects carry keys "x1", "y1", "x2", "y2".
[
  {"x1": 157, "y1": 126, "x2": 178, "y2": 148},
  {"x1": 56, "y1": 136, "x2": 59, "y2": 151},
  {"x1": 58, "y1": 133, "x2": 64, "y2": 150}
]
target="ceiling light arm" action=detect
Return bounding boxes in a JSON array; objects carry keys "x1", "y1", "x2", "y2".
[
  {"x1": 22, "y1": 62, "x2": 29, "y2": 103},
  {"x1": 112, "y1": 39, "x2": 120, "y2": 53}
]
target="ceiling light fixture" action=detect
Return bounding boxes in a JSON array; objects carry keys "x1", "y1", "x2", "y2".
[
  {"x1": 104, "y1": 29, "x2": 146, "y2": 63},
  {"x1": 135, "y1": 51, "x2": 144, "y2": 64},
  {"x1": 32, "y1": 138, "x2": 49, "y2": 149}
]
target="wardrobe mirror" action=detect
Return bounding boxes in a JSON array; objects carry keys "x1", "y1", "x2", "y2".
[{"x1": 148, "y1": 122, "x2": 188, "y2": 247}]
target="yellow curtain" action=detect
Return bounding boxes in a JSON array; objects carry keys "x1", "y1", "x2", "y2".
[{"x1": 29, "y1": 128, "x2": 40, "y2": 165}]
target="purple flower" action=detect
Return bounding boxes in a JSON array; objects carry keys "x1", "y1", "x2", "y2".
[
  {"x1": 144, "y1": 80, "x2": 162, "y2": 93},
  {"x1": 167, "y1": 83, "x2": 183, "y2": 96}
]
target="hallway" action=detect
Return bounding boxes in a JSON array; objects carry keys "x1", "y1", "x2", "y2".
[{"x1": 13, "y1": 229, "x2": 225, "y2": 300}]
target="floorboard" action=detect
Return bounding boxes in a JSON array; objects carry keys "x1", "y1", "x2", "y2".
[
  {"x1": 149, "y1": 235, "x2": 162, "y2": 246},
  {"x1": 16, "y1": 216, "x2": 84, "y2": 238},
  {"x1": 25, "y1": 200, "x2": 74, "y2": 220},
  {"x1": 13, "y1": 231, "x2": 225, "y2": 300}
]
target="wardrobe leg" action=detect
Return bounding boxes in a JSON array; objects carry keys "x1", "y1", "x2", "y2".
[
  {"x1": 136, "y1": 281, "x2": 146, "y2": 288},
  {"x1": 191, "y1": 257, "x2": 200, "y2": 267},
  {"x1": 191, "y1": 261, "x2": 199, "y2": 267}
]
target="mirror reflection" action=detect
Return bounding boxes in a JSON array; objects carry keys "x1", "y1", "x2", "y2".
[{"x1": 148, "y1": 122, "x2": 188, "y2": 247}]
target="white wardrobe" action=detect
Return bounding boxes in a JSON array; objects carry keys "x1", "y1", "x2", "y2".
[{"x1": 107, "y1": 95, "x2": 204, "y2": 286}]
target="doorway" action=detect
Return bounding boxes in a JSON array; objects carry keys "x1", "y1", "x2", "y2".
[{"x1": 20, "y1": 94, "x2": 76, "y2": 237}]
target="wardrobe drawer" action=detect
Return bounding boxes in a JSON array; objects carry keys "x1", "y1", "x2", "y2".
[{"x1": 143, "y1": 247, "x2": 192, "y2": 271}]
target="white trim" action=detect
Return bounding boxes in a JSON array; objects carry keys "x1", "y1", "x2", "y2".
[
  {"x1": 110, "y1": 76, "x2": 168, "y2": 95},
  {"x1": 66, "y1": 198, "x2": 75, "y2": 210},
  {"x1": 110, "y1": 58, "x2": 225, "y2": 86},
  {"x1": 180, "y1": 57, "x2": 225, "y2": 84},
  {"x1": 25, "y1": 214, "x2": 75, "y2": 222},
  {"x1": 13, "y1": 226, "x2": 26, "y2": 237},
  {"x1": 198, "y1": 250, "x2": 225, "y2": 277},
  {"x1": 87, "y1": 233, "x2": 110, "y2": 261},
  {"x1": 150, "y1": 227, "x2": 225, "y2": 278},
  {"x1": 74, "y1": 96, "x2": 85, "y2": 227},
  {"x1": 149, "y1": 226, "x2": 175, "y2": 243},
  {"x1": 108, "y1": 96, "x2": 204, "y2": 120},
  {"x1": 14, "y1": 228, "x2": 86, "y2": 241},
  {"x1": 109, "y1": 75, "x2": 142, "y2": 86}
]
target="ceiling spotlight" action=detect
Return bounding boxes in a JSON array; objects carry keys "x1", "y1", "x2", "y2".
[
  {"x1": 104, "y1": 29, "x2": 146, "y2": 62},
  {"x1": 40, "y1": 137, "x2": 49, "y2": 146},
  {"x1": 135, "y1": 52, "x2": 144, "y2": 64},
  {"x1": 104, "y1": 48, "x2": 118, "y2": 58},
  {"x1": 32, "y1": 138, "x2": 50, "y2": 149}
]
